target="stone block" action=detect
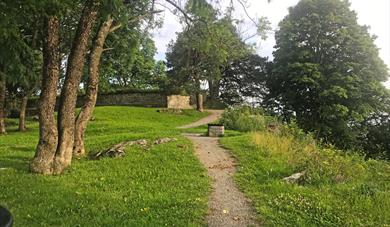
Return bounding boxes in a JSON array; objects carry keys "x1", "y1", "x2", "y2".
[{"x1": 208, "y1": 124, "x2": 225, "y2": 137}]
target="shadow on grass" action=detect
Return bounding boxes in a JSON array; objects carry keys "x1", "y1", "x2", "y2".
[
  {"x1": 0, "y1": 156, "x2": 30, "y2": 171},
  {"x1": 8, "y1": 146, "x2": 33, "y2": 153}
]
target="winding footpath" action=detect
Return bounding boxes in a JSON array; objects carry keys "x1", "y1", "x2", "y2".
[{"x1": 181, "y1": 110, "x2": 260, "y2": 227}]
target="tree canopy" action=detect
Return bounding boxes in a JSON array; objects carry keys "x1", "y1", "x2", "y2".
[
  {"x1": 165, "y1": 0, "x2": 263, "y2": 107},
  {"x1": 266, "y1": 0, "x2": 389, "y2": 152}
]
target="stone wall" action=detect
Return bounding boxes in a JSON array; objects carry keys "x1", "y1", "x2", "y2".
[
  {"x1": 19, "y1": 92, "x2": 197, "y2": 117},
  {"x1": 167, "y1": 95, "x2": 192, "y2": 109},
  {"x1": 80, "y1": 92, "x2": 167, "y2": 108}
]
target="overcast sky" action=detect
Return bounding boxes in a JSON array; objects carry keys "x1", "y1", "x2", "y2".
[{"x1": 152, "y1": 0, "x2": 390, "y2": 87}]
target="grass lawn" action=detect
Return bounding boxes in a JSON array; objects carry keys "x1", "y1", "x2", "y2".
[
  {"x1": 220, "y1": 132, "x2": 390, "y2": 226},
  {"x1": 0, "y1": 106, "x2": 210, "y2": 226}
]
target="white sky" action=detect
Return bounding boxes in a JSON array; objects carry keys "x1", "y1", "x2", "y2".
[{"x1": 152, "y1": 0, "x2": 390, "y2": 87}]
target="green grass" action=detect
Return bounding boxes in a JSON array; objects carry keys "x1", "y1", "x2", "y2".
[
  {"x1": 0, "y1": 106, "x2": 210, "y2": 226},
  {"x1": 220, "y1": 132, "x2": 390, "y2": 227}
]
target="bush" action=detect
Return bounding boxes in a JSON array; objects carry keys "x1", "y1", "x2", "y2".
[{"x1": 220, "y1": 105, "x2": 278, "y2": 132}]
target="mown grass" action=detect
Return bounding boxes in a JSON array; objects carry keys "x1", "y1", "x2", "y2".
[
  {"x1": 220, "y1": 131, "x2": 390, "y2": 226},
  {"x1": 0, "y1": 106, "x2": 210, "y2": 226}
]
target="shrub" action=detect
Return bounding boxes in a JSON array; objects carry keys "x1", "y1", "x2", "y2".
[{"x1": 220, "y1": 105, "x2": 277, "y2": 132}]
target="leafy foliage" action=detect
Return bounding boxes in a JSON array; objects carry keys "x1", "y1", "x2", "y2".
[
  {"x1": 266, "y1": 0, "x2": 390, "y2": 154},
  {"x1": 219, "y1": 54, "x2": 269, "y2": 105},
  {"x1": 220, "y1": 105, "x2": 277, "y2": 132},
  {"x1": 100, "y1": 31, "x2": 160, "y2": 91},
  {"x1": 165, "y1": 0, "x2": 251, "y2": 95}
]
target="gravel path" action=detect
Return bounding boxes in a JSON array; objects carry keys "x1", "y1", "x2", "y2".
[
  {"x1": 177, "y1": 110, "x2": 223, "y2": 129},
  {"x1": 181, "y1": 110, "x2": 260, "y2": 226},
  {"x1": 184, "y1": 134, "x2": 260, "y2": 227}
]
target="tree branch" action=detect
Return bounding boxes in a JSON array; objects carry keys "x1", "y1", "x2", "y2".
[
  {"x1": 102, "y1": 47, "x2": 114, "y2": 52},
  {"x1": 109, "y1": 23, "x2": 122, "y2": 33},
  {"x1": 235, "y1": 0, "x2": 258, "y2": 26},
  {"x1": 164, "y1": 0, "x2": 194, "y2": 24},
  {"x1": 128, "y1": 10, "x2": 163, "y2": 23}
]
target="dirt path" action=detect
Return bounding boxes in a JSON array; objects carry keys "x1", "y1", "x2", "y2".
[
  {"x1": 181, "y1": 111, "x2": 260, "y2": 226},
  {"x1": 184, "y1": 134, "x2": 259, "y2": 226},
  {"x1": 178, "y1": 110, "x2": 223, "y2": 129}
]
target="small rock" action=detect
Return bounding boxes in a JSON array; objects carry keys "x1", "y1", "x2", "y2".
[
  {"x1": 283, "y1": 171, "x2": 306, "y2": 184},
  {"x1": 153, "y1": 137, "x2": 177, "y2": 145}
]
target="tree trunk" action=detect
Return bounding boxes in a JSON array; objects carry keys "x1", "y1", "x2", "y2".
[
  {"x1": 30, "y1": 16, "x2": 60, "y2": 174},
  {"x1": 74, "y1": 17, "x2": 114, "y2": 157},
  {"x1": 19, "y1": 94, "x2": 28, "y2": 132},
  {"x1": 208, "y1": 79, "x2": 220, "y2": 106},
  {"x1": 0, "y1": 76, "x2": 6, "y2": 135},
  {"x1": 53, "y1": 0, "x2": 99, "y2": 174},
  {"x1": 196, "y1": 93, "x2": 204, "y2": 112},
  {"x1": 20, "y1": 28, "x2": 38, "y2": 132}
]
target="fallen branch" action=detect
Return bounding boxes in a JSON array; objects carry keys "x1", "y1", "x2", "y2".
[{"x1": 94, "y1": 139, "x2": 148, "y2": 158}]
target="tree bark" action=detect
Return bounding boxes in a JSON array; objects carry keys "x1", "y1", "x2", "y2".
[
  {"x1": 53, "y1": 0, "x2": 99, "y2": 174},
  {"x1": 30, "y1": 16, "x2": 60, "y2": 174},
  {"x1": 0, "y1": 76, "x2": 6, "y2": 135},
  {"x1": 73, "y1": 17, "x2": 114, "y2": 157},
  {"x1": 19, "y1": 94, "x2": 29, "y2": 132},
  {"x1": 196, "y1": 93, "x2": 204, "y2": 112}
]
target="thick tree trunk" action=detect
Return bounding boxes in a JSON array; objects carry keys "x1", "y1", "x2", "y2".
[
  {"x1": 0, "y1": 76, "x2": 6, "y2": 135},
  {"x1": 74, "y1": 17, "x2": 114, "y2": 157},
  {"x1": 30, "y1": 16, "x2": 60, "y2": 174},
  {"x1": 196, "y1": 93, "x2": 204, "y2": 112},
  {"x1": 19, "y1": 94, "x2": 28, "y2": 132},
  {"x1": 53, "y1": 0, "x2": 99, "y2": 174}
]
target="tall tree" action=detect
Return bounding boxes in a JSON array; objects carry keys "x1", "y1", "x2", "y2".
[
  {"x1": 54, "y1": 0, "x2": 100, "y2": 174},
  {"x1": 74, "y1": 1, "x2": 161, "y2": 157},
  {"x1": 166, "y1": 0, "x2": 253, "y2": 110},
  {"x1": 266, "y1": 0, "x2": 389, "y2": 150},
  {"x1": 31, "y1": 0, "x2": 101, "y2": 174},
  {"x1": 30, "y1": 15, "x2": 61, "y2": 174},
  {"x1": 73, "y1": 16, "x2": 114, "y2": 157}
]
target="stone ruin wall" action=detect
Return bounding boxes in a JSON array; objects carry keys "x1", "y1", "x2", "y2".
[{"x1": 167, "y1": 95, "x2": 192, "y2": 109}]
